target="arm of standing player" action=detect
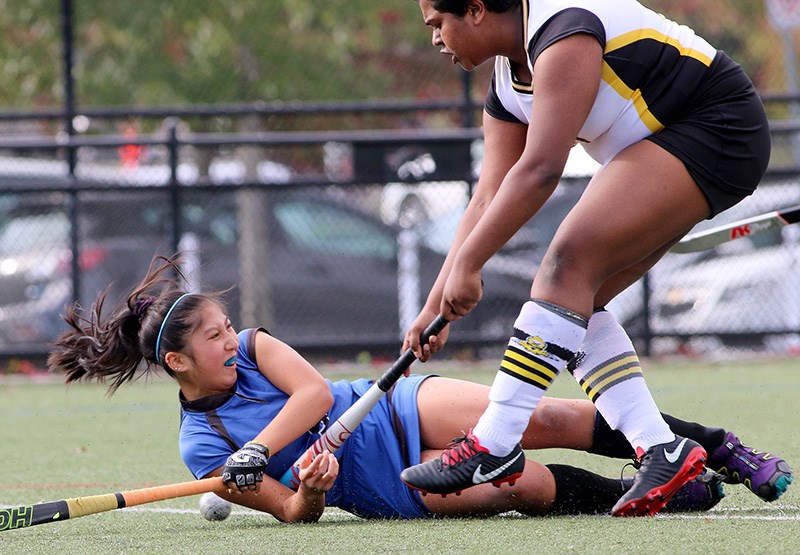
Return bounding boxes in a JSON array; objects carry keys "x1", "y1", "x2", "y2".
[
  {"x1": 443, "y1": 34, "x2": 601, "y2": 317},
  {"x1": 403, "y1": 112, "x2": 527, "y2": 361}
]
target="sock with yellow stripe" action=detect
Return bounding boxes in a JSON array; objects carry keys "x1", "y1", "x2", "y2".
[
  {"x1": 568, "y1": 309, "x2": 674, "y2": 452},
  {"x1": 473, "y1": 300, "x2": 587, "y2": 456}
]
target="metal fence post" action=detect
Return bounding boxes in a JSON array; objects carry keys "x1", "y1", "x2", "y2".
[
  {"x1": 641, "y1": 272, "x2": 653, "y2": 357},
  {"x1": 61, "y1": 0, "x2": 81, "y2": 305},
  {"x1": 397, "y1": 227, "x2": 421, "y2": 338},
  {"x1": 166, "y1": 118, "x2": 181, "y2": 254},
  {"x1": 461, "y1": 71, "x2": 475, "y2": 128}
]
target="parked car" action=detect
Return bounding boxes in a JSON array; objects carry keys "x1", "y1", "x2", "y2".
[
  {"x1": 417, "y1": 179, "x2": 588, "y2": 279},
  {"x1": 413, "y1": 170, "x2": 800, "y2": 355},
  {"x1": 0, "y1": 193, "x2": 180, "y2": 350},
  {"x1": 378, "y1": 143, "x2": 600, "y2": 227},
  {"x1": 652, "y1": 246, "x2": 796, "y2": 325},
  {"x1": 0, "y1": 154, "x2": 294, "y2": 189},
  {"x1": 606, "y1": 180, "x2": 800, "y2": 353},
  {"x1": 0, "y1": 189, "x2": 532, "y2": 353},
  {"x1": 644, "y1": 235, "x2": 800, "y2": 353}
]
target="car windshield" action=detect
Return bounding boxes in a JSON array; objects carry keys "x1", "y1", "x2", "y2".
[
  {"x1": 0, "y1": 213, "x2": 69, "y2": 255},
  {"x1": 274, "y1": 201, "x2": 395, "y2": 260}
]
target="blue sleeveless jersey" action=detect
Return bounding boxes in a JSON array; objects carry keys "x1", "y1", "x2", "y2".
[{"x1": 179, "y1": 329, "x2": 433, "y2": 519}]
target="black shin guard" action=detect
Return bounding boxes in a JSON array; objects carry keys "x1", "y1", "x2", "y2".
[
  {"x1": 546, "y1": 464, "x2": 626, "y2": 516},
  {"x1": 587, "y1": 411, "x2": 728, "y2": 459},
  {"x1": 660, "y1": 413, "x2": 727, "y2": 454},
  {"x1": 587, "y1": 412, "x2": 636, "y2": 459}
]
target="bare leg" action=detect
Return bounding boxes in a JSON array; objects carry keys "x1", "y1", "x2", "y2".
[
  {"x1": 524, "y1": 397, "x2": 594, "y2": 450},
  {"x1": 416, "y1": 376, "x2": 596, "y2": 451},
  {"x1": 593, "y1": 236, "x2": 688, "y2": 309},
  {"x1": 533, "y1": 140, "x2": 711, "y2": 313}
]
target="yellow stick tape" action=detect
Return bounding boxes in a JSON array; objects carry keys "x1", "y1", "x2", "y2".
[
  {"x1": 65, "y1": 494, "x2": 119, "y2": 518},
  {"x1": 62, "y1": 477, "x2": 225, "y2": 518}
]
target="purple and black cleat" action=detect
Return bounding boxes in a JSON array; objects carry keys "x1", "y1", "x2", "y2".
[
  {"x1": 660, "y1": 468, "x2": 726, "y2": 513},
  {"x1": 707, "y1": 432, "x2": 793, "y2": 502}
]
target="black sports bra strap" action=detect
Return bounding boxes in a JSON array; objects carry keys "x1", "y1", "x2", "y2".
[{"x1": 245, "y1": 327, "x2": 270, "y2": 365}]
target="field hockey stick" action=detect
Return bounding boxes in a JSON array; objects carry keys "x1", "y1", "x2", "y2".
[
  {"x1": 278, "y1": 315, "x2": 449, "y2": 489},
  {"x1": 670, "y1": 205, "x2": 800, "y2": 253},
  {"x1": 0, "y1": 476, "x2": 225, "y2": 532}
]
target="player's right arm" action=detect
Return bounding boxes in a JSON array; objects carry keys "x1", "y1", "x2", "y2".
[
  {"x1": 206, "y1": 451, "x2": 339, "y2": 523},
  {"x1": 404, "y1": 112, "x2": 527, "y2": 360}
]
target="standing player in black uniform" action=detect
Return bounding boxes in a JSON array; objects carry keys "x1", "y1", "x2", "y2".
[{"x1": 400, "y1": 0, "x2": 785, "y2": 516}]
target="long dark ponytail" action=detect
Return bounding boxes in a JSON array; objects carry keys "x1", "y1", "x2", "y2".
[{"x1": 48, "y1": 255, "x2": 220, "y2": 395}]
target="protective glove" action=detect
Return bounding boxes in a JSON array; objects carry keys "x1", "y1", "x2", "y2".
[{"x1": 221, "y1": 441, "x2": 270, "y2": 490}]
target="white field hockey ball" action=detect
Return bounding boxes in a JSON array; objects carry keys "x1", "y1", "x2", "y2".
[{"x1": 199, "y1": 492, "x2": 232, "y2": 521}]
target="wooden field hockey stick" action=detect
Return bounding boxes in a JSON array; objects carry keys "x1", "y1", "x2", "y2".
[
  {"x1": 670, "y1": 205, "x2": 800, "y2": 253},
  {"x1": 278, "y1": 315, "x2": 449, "y2": 489},
  {"x1": 0, "y1": 476, "x2": 225, "y2": 532}
]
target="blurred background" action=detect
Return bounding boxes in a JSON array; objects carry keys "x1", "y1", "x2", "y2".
[{"x1": 0, "y1": 0, "x2": 798, "y2": 371}]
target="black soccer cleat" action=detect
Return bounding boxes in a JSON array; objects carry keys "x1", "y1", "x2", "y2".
[
  {"x1": 400, "y1": 431, "x2": 525, "y2": 496},
  {"x1": 612, "y1": 435, "x2": 707, "y2": 517}
]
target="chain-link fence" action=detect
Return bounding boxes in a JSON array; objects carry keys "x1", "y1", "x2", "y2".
[
  {"x1": 0, "y1": 125, "x2": 502, "y2": 360},
  {"x1": 0, "y1": 132, "x2": 797, "y2": 361}
]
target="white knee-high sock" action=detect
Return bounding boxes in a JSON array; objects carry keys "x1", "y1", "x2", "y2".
[
  {"x1": 568, "y1": 309, "x2": 674, "y2": 453},
  {"x1": 473, "y1": 300, "x2": 587, "y2": 455}
]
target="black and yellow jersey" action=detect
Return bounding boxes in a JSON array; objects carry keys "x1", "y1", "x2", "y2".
[{"x1": 485, "y1": 0, "x2": 718, "y2": 164}]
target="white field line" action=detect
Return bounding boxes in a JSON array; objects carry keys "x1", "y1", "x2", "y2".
[
  {"x1": 113, "y1": 505, "x2": 800, "y2": 521},
  {"x1": 119, "y1": 506, "x2": 358, "y2": 520}
]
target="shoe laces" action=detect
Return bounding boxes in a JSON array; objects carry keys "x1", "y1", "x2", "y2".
[
  {"x1": 734, "y1": 442, "x2": 772, "y2": 465},
  {"x1": 618, "y1": 452, "x2": 647, "y2": 489},
  {"x1": 630, "y1": 448, "x2": 651, "y2": 470},
  {"x1": 440, "y1": 434, "x2": 477, "y2": 467}
]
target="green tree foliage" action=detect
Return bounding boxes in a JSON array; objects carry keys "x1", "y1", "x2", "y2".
[
  {"x1": 0, "y1": 0, "x2": 62, "y2": 107},
  {"x1": 0, "y1": 0, "x2": 789, "y2": 111},
  {"x1": 0, "y1": 1, "x2": 443, "y2": 107},
  {"x1": 647, "y1": 0, "x2": 780, "y2": 89}
]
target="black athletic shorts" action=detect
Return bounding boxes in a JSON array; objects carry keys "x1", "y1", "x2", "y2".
[{"x1": 646, "y1": 51, "x2": 771, "y2": 217}]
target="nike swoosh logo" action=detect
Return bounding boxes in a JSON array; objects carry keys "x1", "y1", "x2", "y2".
[
  {"x1": 664, "y1": 438, "x2": 688, "y2": 463},
  {"x1": 472, "y1": 452, "x2": 523, "y2": 484}
]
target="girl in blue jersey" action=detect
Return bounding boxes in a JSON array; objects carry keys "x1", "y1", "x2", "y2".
[
  {"x1": 401, "y1": 0, "x2": 777, "y2": 516},
  {"x1": 47, "y1": 256, "x2": 788, "y2": 521}
]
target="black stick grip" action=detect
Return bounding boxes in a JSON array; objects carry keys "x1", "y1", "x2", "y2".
[
  {"x1": 0, "y1": 500, "x2": 69, "y2": 531},
  {"x1": 376, "y1": 315, "x2": 449, "y2": 391},
  {"x1": 779, "y1": 205, "x2": 800, "y2": 225}
]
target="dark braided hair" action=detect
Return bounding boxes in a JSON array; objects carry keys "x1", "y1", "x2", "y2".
[
  {"x1": 431, "y1": 0, "x2": 518, "y2": 16},
  {"x1": 48, "y1": 255, "x2": 225, "y2": 395}
]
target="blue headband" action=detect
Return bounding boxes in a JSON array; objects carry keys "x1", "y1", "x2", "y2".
[{"x1": 155, "y1": 293, "x2": 191, "y2": 364}]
